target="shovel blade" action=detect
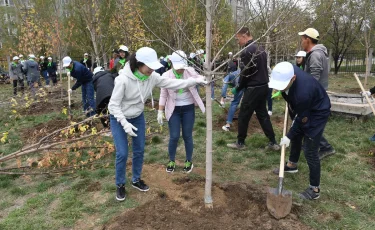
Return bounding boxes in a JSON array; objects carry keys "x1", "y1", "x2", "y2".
[{"x1": 266, "y1": 187, "x2": 292, "y2": 219}]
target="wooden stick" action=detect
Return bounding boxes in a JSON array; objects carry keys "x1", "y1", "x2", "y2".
[{"x1": 354, "y1": 73, "x2": 375, "y2": 116}]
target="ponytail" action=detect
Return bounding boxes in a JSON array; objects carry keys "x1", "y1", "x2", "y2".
[{"x1": 129, "y1": 53, "x2": 145, "y2": 72}]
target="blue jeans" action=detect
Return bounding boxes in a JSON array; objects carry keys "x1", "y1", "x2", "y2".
[
  {"x1": 221, "y1": 70, "x2": 240, "y2": 98},
  {"x1": 81, "y1": 81, "x2": 96, "y2": 117},
  {"x1": 42, "y1": 70, "x2": 49, "y2": 85},
  {"x1": 110, "y1": 114, "x2": 146, "y2": 186},
  {"x1": 267, "y1": 88, "x2": 273, "y2": 111},
  {"x1": 227, "y1": 89, "x2": 244, "y2": 124},
  {"x1": 168, "y1": 104, "x2": 195, "y2": 162},
  {"x1": 211, "y1": 82, "x2": 215, "y2": 99}
]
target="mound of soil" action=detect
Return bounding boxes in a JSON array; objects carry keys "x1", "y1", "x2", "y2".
[
  {"x1": 21, "y1": 119, "x2": 70, "y2": 144},
  {"x1": 19, "y1": 99, "x2": 75, "y2": 116}
]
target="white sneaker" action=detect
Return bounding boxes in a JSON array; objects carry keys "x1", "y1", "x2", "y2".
[
  {"x1": 222, "y1": 125, "x2": 230, "y2": 132},
  {"x1": 268, "y1": 111, "x2": 272, "y2": 116}
]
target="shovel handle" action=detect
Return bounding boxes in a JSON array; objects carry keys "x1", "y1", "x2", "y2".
[
  {"x1": 279, "y1": 103, "x2": 289, "y2": 179},
  {"x1": 67, "y1": 72, "x2": 71, "y2": 107},
  {"x1": 354, "y1": 73, "x2": 375, "y2": 116}
]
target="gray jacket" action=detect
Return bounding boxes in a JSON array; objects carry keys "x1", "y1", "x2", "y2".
[
  {"x1": 22, "y1": 60, "x2": 40, "y2": 82},
  {"x1": 304, "y1": 44, "x2": 329, "y2": 90},
  {"x1": 10, "y1": 62, "x2": 24, "y2": 80}
]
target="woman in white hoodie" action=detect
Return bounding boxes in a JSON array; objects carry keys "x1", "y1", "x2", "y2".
[{"x1": 108, "y1": 47, "x2": 206, "y2": 201}]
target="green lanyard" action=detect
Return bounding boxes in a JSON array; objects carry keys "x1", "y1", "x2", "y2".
[
  {"x1": 119, "y1": 58, "x2": 126, "y2": 66},
  {"x1": 133, "y1": 71, "x2": 149, "y2": 81},
  {"x1": 173, "y1": 69, "x2": 184, "y2": 94}
]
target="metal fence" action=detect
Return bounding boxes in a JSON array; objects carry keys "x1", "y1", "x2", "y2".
[{"x1": 330, "y1": 50, "x2": 375, "y2": 74}]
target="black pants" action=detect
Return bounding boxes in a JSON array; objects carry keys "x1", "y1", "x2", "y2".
[
  {"x1": 319, "y1": 135, "x2": 332, "y2": 151},
  {"x1": 49, "y1": 72, "x2": 58, "y2": 85},
  {"x1": 96, "y1": 98, "x2": 110, "y2": 128},
  {"x1": 13, "y1": 79, "x2": 24, "y2": 95},
  {"x1": 289, "y1": 129, "x2": 324, "y2": 187},
  {"x1": 237, "y1": 85, "x2": 276, "y2": 144}
]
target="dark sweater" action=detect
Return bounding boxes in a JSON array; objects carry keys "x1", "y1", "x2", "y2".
[{"x1": 70, "y1": 61, "x2": 93, "y2": 90}]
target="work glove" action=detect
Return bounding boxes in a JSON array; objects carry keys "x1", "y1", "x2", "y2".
[
  {"x1": 119, "y1": 118, "x2": 138, "y2": 137},
  {"x1": 68, "y1": 89, "x2": 72, "y2": 94},
  {"x1": 157, "y1": 110, "x2": 164, "y2": 125},
  {"x1": 280, "y1": 136, "x2": 291, "y2": 147},
  {"x1": 70, "y1": 77, "x2": 74, "y2": 81},
  {"x1": 361, "y1": 91, "x2": 371, "y2": 97},
  {"x1": 195, "y1": 76, "x2": 208, "y2": 85},
  {"x1": 231, "y1": 87, "x2": 237, "y2": 95}
]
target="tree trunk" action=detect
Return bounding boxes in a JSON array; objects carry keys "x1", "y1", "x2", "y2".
[{"x1": 204, "y1": 0, "x2": 213, "y2": 209}]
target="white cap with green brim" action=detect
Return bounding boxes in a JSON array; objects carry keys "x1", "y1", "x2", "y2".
[{"x1": 268, "y1": 62, "x2": 295, "y2": 91}]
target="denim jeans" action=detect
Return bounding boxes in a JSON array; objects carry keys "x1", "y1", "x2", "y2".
[
  {"x1": 221, "y1": 70, "x2": 240, "y2": 98},
  {"x1": 211, "y1": 82, "x2": 215, "y2": 99},
  {"x1": 289, "y1": 129, "x2": 325, "y2": 187},
  {"x1": 226, "y1": 89, "x2": 244, "y2": 124},
  {"x1": 42, "y1": 70, "x2": 49, "y2": 85},
  {"x1": 267, "y1": 88, "x2": 273, "y2": 111},
  {"x1": 168, "y1": 104, "x2": 195, "y2": 162},
  {"x1": 110, "y1": 114, "x2": 146, "y2": 186},
  {"x1": 81, "y1": 81, "x2": 96, "y2": 117}
]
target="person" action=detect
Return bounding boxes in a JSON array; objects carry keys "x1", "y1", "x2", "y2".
[
  {"x1": 158, "y1": 50, "x2": 205, "y2": 173},
  {"x1": 108, "y1": 47, "x2": 207, "y2": 201},
  {"x1": 92, "y1": 66, "x2": 117, "y2": 128},
  {"x1": 269, "y1": 62, "x2": 331, "y2": 200},
  {"x1": 155, "y1": 56, "x2": 167, "y2": 75},
  {"x1": 9, "y1": 56, "x2": 24, "y2": 96},
  {"x1": 299, "y1": 28, "x2": 335, "y2": 160},
  {"x1": 63, "y1": 56, "x2": 96, "y2": 117},
  {"x1": 295, "y1": 51, "x2": 306, "y2": 70},
  {"x1": 163, "y1": 55, "x2": 172, "y2": 72},
  {"x1": 110, "y1": 45, "x2": 129, "y2": 74},
  {"x1": 46, "y1": 57, "x2": 58, "y2": 86},
  {"x1": 22, "y1": 54, "x2": 40, "y2": 97},
  {"x1": 39, "y1": 56, "x2": 49, "y2": 87},
  {"x1": 109, "y1": 49, "x2": 119, "y2": 70},
  {"x1": 80, "y1": 53, "x2": 92, "y2": 71},
  {"x1": 227, "y1": 27, "x2": 280, "y2": 151}
]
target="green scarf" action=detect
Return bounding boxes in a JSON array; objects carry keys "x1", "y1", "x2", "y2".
[
  {"x1": 173, "y1": 69, "x2": 184, "y2": 94},
  {"x1": 48, "y1": 62, "x2": 52, "y2": 67},
  {"x1": 84, "y1": 58, "x2": 88, "y2": 62},
  {"x1": 12, "y1": 62, "x2": 17, "y2": 66},
  {"x1": 66, "y1": 63, "x2": 74, "y2": 72},
  {"x1": 271, "y1": 91, "x2": 281, "y2": 99},
  {"x1": 119, "y1": 58, "x2": 126, "y2": 66},
  {"x1": 133, "y1": 70, "x2": 149, "y2": 81}
]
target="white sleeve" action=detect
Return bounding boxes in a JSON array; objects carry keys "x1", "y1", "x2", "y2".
[
  {"x1": 108, "y1": 77, "x2": 126, "y2": 123},
  {"x1": 154, "y1": 72, "x2": 196, "y2": 90}
]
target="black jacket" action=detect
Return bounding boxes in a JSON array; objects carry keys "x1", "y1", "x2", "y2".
[
  {"x1": 93, "y1": 70, "x2": 116, "y2": 107},
  {"x1": 237, "y1": 40, "x2": 269, "y2": 91},
  {"x1": 39, "y1": 60, "x2": 48, "y2": 71},
  {"x1": 80, "y1": 58, "x2": 92, "y2": 69},
  {"x1": 71, "y1": 61, "x2": 93, "y2": 90},
  {"x1": 46, "y1": 62, "x2": 57, "y2": 74}
]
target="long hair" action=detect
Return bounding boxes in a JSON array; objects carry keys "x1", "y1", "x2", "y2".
[{"x1": 128, "y1": 53, "x2": 145, "y2": 72}]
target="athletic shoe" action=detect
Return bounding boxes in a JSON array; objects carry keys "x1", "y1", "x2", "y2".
[
  {"x1": 268, "y1": 111, "x2": 272, "y2": 116},
  {"x1": 222, "y1": 125, "x2": 230, "y2": 132},
  {"x1": 265, "y1": 142, "x2": 281, "y2": 151},
  {"x1": 227, "y1": 142, "x2": 245, "y2": 150},
  {"x1": 132, "y1": 180, "x2": 149, "y2": 192},
  {"x1": 318, "y1": 147, "x2": 336, "y2": 160},
  {"x1": 272, "y1": 164, "x2": 298, "y2": 175},
  {"x1": 116, "y1": 184, "x2": 126, "y2": 201},
  {"x1": 299, "y1": 187, "x2": 320, "y2": 200},
  {"x1": 183, "y1": 160, "x2": 194, "y2": 173},
  {"x1": 166, "y1": 161, "x2": 176, "y2": 173}
]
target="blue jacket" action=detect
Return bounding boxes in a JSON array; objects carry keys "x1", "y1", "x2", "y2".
[
  {"x1": 282, "y1": 65, "x2": 331, "y2": 139},
  {"x1": 70, "y1": 61, "x2": 93, "y2": 90}
]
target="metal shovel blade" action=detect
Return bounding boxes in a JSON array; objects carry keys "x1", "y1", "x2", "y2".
[{"x1": 266, "y1": 187, "x2": 292, "y2": 219}]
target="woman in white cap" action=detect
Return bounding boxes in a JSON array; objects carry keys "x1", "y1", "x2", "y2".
[
  {"x1": 111, "y1": 45, "x2": 129, "y2": 74},
  {"x1": 295, "y1": 51, "x2": 306, "y2": 70},
  {"x1": 108, "y1": 47, "x2": 206, "y2": 201},
  {"x1": 158, "y1": 50, "x2": 205, "y2": 174}
]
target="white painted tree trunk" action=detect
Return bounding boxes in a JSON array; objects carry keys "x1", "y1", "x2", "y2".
[{"x1": 204, "y1": 0, "x2": 213, "y2": 209}]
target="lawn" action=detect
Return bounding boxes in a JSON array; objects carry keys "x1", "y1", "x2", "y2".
[{"x1": 0, "y1": 74, "x2": 374, "y2": 230}]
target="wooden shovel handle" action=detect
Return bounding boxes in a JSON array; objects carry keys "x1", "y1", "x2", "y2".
[
  {"x1": 279, "y1": 103, "x2": 289, "y2": 178},
  {"x1": 354, "y1": 73, "x2": 375, "y2": 116},
  {"x1": 67, "y1": 71, "x2": 71, "y2": 107}
]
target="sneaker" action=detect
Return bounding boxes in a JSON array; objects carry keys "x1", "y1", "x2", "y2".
[
  {"x1": 227, "y1": 142, "x2": 245, "y2": 150},
  {"x1": 268, "y1": 111, "x2": 272, "y2": 116},
  {"x1": 272, "y1": 163, "x2": 298, "y2": 175},
  {"x1": 183, "y1": 160, "x2": 194, "y2": 173},
  {"x1": 220, "y1": 100, "x2": 225, "y2": 106},
  {"x1": 116, "y1": 184, "x2": 126, "y2": 201},
  {"x1": 166, "y1": 161, "x2": 176, "y2": 173},
  {"x1": 370, "y1": 135, "x2": 375, "y2": 142},
  {"x1": 132, "y1": 180, "x2": 149, "y2": 192},
  {"x1": 265, "y1": 142, "x2": 281, "y2": 151},
  {"x1": 222, "y1": 125, "x2": 230, "y2": 132},
  {"x1": 318, "y1": 147, "x2": 336, "y2": 160},
  {"x1": 299, "y1": 187, "x2": 320, "y2": 200}
]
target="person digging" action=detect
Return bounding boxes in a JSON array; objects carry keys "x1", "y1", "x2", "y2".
[
  {"x1": 270, "y1": 62, "x2": 331, "y2": 200},
  {"x1": 361, "y1": 89, "x2": 375, "y2": 141}
]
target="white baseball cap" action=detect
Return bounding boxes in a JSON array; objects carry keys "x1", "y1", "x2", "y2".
[
  {"x1": 170, "y1": 50, "x2": 188, "y2": 70},
  {"x1": 40, "y1": 56, "x2": 45, "y2": 59},
  {"x1": 93, "y1": 66, "x2": 104, "y2": 75},
  {"x1": 84, "y1": 53, "x2": 88, "y2": 56},
  {"x1": 268, "y1": 62, "x2": 295, "y2": 91},
  {"x1": 228, "y1": 52, "x2": 233, "y2": 55},
  {"x1": 62, "y1": 56, "x2": 72, "y2": 67},
  {"x1": 189, "y1": 53, "x2": 196, "y2": 59},
  {"x1": 48, "y1": 57, "x2": 52, "y2": 60},
  {"x1": 136, "y1": 47, "x2": 163, "y2": 70},
  {"x1": 19, "y1": 54, "x2": 23, "y2": 58},
  {"x1": 13, "y1": 56, "x2": 19, "y2": 61},
  {"x1": 295, "y1": 51, "x2": 306, "y2": 57},
  {"x1": 298, "y1": 28, "x2": 319, "y2": 40},
  {"x1": 199, "y1": 49, "x2": 204, "y2": 54},
  {"x1": 29, "y1": 54, "x2": 36, "y2": 59},
  {"x1": 119, "y1": 45, "x2": 128, "y2": 52},
  {"x1": 159, "y1": 56, "x2": 164, "y2": 60}
]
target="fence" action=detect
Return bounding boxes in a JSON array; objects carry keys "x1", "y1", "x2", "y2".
[{"x1": 330, "y1": 49, "x2": 375, "y2": 74}]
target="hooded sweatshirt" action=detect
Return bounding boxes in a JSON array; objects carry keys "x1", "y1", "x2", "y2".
[
  {"x1": 93, "y1": 70, "x2": 116, "y2": 108},
  {"x1": 108, "y1": 62, "x2": 197, "y2": 121},
  {"x1": 10, "y1": 62, "x2": 23, "y2": 80},
  {"x1": 22, "y1": 59, "x2": 40, "y2": 82},
  {"x1": 304, "y1": 44, "x2": 329, "y2": 90}
]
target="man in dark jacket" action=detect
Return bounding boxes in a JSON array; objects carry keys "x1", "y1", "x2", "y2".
[
  {"x1": 46, "y1": 57, "x2": 58, "y2": 86},
  {"x1": 299, "y1": 28, "x2": 335, "y2": 160},
  {"x1": 270, "y1": 62, "x2": 331, "y2": 200},
  {"x1": 80, "y1": 53, "x2": 92, "y2": 71},
  {"x1": 10, "y1": 56, "x2": 24, "y2": 96},
  {"x1": 22, "y1": 54, "x2": 40, "y2": 97},
  {"x1": 63, "y1": 56, "x2": 96, "y2": 117},
  {"x1": 227, "y1": 27, "x2": 279, "y2": 151},
  {"x1": 92, "y1": 66, "x2": 116, "y2": 128}
]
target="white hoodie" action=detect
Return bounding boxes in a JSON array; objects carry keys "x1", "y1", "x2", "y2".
[{"x1": 109, "y1": 62, "x2": 197, "y2": 122}]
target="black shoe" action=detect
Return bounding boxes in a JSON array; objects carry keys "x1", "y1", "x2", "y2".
[
  {"x1": 166, "y1": 161, "x2": 176, "y2": 173},
  {"x1": 116, "y1": 184, "x2": 126, "y2": 201},
  {"x1": 183, "y1": 160, "x2": 194, "y2": 173},
  {"x1": 299, "y1": 187, "x2": 320, "y2": 200},
  {"x1": 272, "y1": 163, "x2": 298, "y2": 175},
  {"x1": 132, "y1": 179, "x2": 149, "y2": 192},
  {"x1": 319, "y1": 147, "x2": 336, "y2": 160},
  {"x1": 265, "y1": 142, "x2": 281, "y2": 151}
]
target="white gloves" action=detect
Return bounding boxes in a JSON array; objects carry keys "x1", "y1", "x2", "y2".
[
  {"x1": 157, "y1": 110, "x2": 164, "y2": 125},
  {"x1": 119, "y1": 118, "x2": 138, "y2": 137},
  {"x1": 361, "y1": 91, "x2": 371, "y2": 97},
  {"x1": 68, "y1": 89, "x2": 72, "y2": 94},
  {"x1": 70, "y1": 77, "x2": 74, "y2": 81},
  {"x1": 195, "y1": 76, "x2": 208, "y2": 85},
  {"x1": 280, "y1": 136, "x2": 291, "y2": 147}
]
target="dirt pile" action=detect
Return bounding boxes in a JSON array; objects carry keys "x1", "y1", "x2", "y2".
[{"x1": 21, "y1": 119, "x2": 70, "y2": 144}]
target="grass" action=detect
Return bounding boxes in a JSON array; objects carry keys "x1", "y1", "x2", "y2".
[{"x1": 0, "y1": 75, "x2": 374, "y2": 229}]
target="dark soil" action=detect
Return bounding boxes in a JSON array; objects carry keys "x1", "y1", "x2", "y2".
[
  {"x1": 21, "y1": 119, "x2": 70, "y2": 144},
  {"x1": 19, "y1": 99, "x2": 76, "y2": 116},
  {"x1": 104, "y1": 181, "x2": 310, "y2": 230}
]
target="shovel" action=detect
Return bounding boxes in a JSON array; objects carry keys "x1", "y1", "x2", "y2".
[
  {"x1": 267, "y1": 102, "x2": 292, "y2": 219},
  {"x1": 67, "y1": 71, "x2": 73, "y2": 120},
  {"x1": 354, "y1": 73, "x2": 375, "y2": 116}
]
